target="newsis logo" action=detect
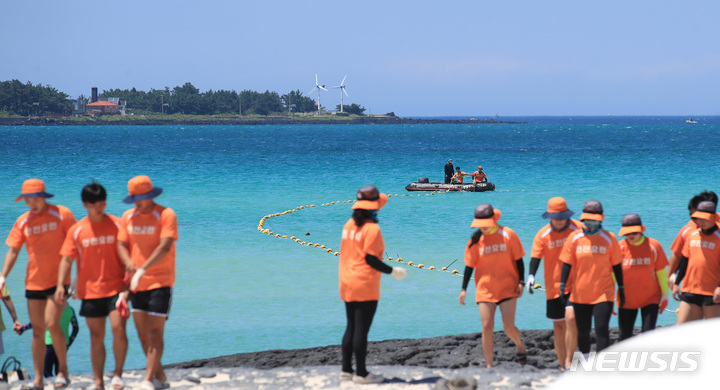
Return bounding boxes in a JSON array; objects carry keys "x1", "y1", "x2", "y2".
[{"x1": 569, "y1": 351, "x2": 700, "y2": 372}]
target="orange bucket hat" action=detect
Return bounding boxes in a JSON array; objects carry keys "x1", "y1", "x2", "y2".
[
  {"x1": 691, "y1": 201, "x2": 717, "y2": 222},
  {"x1": 122, "y1": 175, "x2": 163, "y2": 204},
  {"x1": 471, "y1": 203, "x2": 501, "y2": 228},
  {"x1": 351, "y1": 185, "x2": 388, "y2": 210},
  {"x1": 542, "y1": 197, "x2": 574, "y2": 220},
  {"x1": 15, "y1": 178, "x2": 54, "y2": 202},
  {"x1": 579, "y1": 200, "x2": 604, "y2": 221},
  {"x1": 619, "y1": 213, "x2": 646, "y2": 236}
]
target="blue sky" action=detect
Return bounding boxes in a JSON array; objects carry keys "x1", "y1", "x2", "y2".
[{"x1": 2, "y1": 1, "x2": 718, "y2": 116}]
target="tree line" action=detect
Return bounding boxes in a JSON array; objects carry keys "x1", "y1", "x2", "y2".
[{"x1": 0, "y1": 80, "x2": 366, "y2": 116}]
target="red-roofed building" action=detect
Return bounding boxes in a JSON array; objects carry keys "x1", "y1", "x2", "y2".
[{"x1": 87, "y1": 100, "x2": 119, "y2": 115}]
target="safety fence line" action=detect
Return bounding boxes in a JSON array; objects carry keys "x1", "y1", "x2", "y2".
[{"x1": 256, "y1": 190, "x2": 549, "y2": 290}]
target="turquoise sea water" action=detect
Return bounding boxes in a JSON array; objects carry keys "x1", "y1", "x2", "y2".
[{"x1": 1, "y1": 117, "x2": 719, "y2": 375}]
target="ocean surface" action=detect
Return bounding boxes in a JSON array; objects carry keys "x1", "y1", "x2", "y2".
[{"x1": 1, "y1": 116, "x2": 719, "y2": 375}]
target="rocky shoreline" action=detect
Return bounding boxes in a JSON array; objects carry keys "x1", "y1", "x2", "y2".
[{"x1": 0, "y1": 116, "x2": 524, "y2": 126}]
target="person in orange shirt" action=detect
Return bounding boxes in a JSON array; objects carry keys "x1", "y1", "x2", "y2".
[
  {"x1": 339, "y1": 185, "x2": 407, "y2": 384},
  {"x1": 117, "y1": 176, "x2": 178, "y2": 390},
  {"x1": 470, "y1": 166, "x2": 487, "y2": 184},
  {"x1": 459, "y1": 203, "x2": 526, "y2": 368},
  {"x1": 617, "y1": 213, "x2": 669, "y2": 341},
  {"x1": 55, "y1": 182, "x2": 129, "y2": 390},
  {"x1": 451, "y1": 166, "x2": 471, "y2": 184},
  {"x1": 528, "y1": 197, "x2": 582, "y2": 369},
  {"x1": 1, "y1": 179, "x2": 76, "y2": 389},
  {"x1": 672, "y1": 201, "x2": 720, "y2": 324},
  {"x1": 668, "y1": 191, "x2": 718, "y2": 286},
  {"x1": 559, "y1": 200, "x2": 624, "y2": 356}
]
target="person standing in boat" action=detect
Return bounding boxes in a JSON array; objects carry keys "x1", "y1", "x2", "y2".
[
  {"x1": 451, "y1": 166, "x2": 471, "y2": 184},
  {"x1": 444, "y1": 159, "x2": 454, "y2": 184},
  {"x1": 471, "y1": 166, "x2": 488, "y2": 184},
  {"x1": 339, "y1": 185, "x2": 407, "y2": 384},
  {"x1": 528, "y1": 197, "x2": 582, "y2": 370},
  {"x1": 459, "y1": 203, "x2": 527, "y2": 367}
]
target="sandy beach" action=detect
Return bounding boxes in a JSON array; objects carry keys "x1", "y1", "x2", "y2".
[{"x1": 4, "y1": 329, "x2": 590, "y2": 389}]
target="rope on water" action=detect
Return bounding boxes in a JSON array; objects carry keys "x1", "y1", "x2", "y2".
[{"x1": 256, "y1": 191, "x2": 472, "y2": 274}]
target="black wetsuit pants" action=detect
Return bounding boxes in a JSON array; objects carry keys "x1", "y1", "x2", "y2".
[
  {"x1": 342, "y1": 301, "x2": 378, "y2": 377},
  {"x1": 618, "y1": 304, "x2": 659, "y2": 341},
  {"x1": 573, "y1": 301, "x2": 614, "y2": 354}
]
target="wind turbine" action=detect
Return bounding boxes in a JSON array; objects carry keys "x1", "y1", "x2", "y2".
[
  {"x1": 331, "y1": 76, "x2": 349, "y2": 113},
  {"x1": 308, "y1": 74, "x2": 328, "y2": 115}
]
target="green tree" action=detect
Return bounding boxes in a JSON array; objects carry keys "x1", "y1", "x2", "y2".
[
  {"x1": 339, "y1": 103, "x2": 366, "y2": 115},
  {"x1": 281, "y1": 90, "x2": 316, "y2": 113},
  {"x1": 0, "y1": 80, "x2": 73, "y2": 116}
]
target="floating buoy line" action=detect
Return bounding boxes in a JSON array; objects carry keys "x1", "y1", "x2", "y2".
[{"x1": 255, "y1": 190, "x2": 548, "y2": 289}]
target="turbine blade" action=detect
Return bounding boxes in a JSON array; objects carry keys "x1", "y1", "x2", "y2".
[
  {"x1": 341, "y1": 75, "x2": 347, "y2": 86},
  {"x1": 320, "y1": 86, "x2": 328, "y2": 91},
  {"x1": 315, "y1": 74, "x2": 318, "y2": 85},
  {"x1": 343, "y1": 89, "x2": 349, "y2": 97},
  {"x1": 308, "y1": 86, "x2": 317, "y2": 95}
]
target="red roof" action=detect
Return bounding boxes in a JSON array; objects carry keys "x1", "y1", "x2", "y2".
[{"x1": 87, "y1": 101, "x2": 118, "y2": 107}]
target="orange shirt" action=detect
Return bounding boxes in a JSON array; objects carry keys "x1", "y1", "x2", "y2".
[
  {"x1": 471, "y1": 171, "x2": 487, "y2": 182},
  {"x1": 670, "y1": 221, "x2": 696, "y2": 258},
  {"x1": 117, "y1": 204, "x2": 178, "y2": 291},
  {"x1": 531, "y1": 220, "x2": 583, "y2": 299},
  {"x1": 60, "y1": 215, "x2": 125, "y2": 299},
  {"x1": 451, "y1": 172, "x2": 467, "y2": 183},
  {"x1": 339, "y1": 219, "x2": 384, "y2": 302},
  {"x1": 6, "y1": 204, "x2": 76, "y2": 290},
  {"x1": 680, "y1": 229, "x2": 720, "y2": 296},
  {"x1": 560, "y1": 230, "x2": 622, "y2": 305},
  {"x1": 618, "y1": 237, "x2": 668, "y2": 309},
  {"x1": 464, "y1": 226, "x2": 525, "y2": 303}
]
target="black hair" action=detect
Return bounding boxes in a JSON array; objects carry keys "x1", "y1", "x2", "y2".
[
  {"x1": 468, "y1": 229, "x2": 483, "y2": 248},
  {"x1": 352, "y1": 209, "x2": 372, "y2": 227},
  {"x1": 689, "y1": 190, "x2": 718, "y2": 211},
  {"x1": 81, "y1": 182, "x2": 107, "y2": 203}
]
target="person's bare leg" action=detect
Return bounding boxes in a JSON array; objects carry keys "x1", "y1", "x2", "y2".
[
  {"x1": 27, "y1": 299, "x2": 47, "y2": 388},
  {"x1": 478, "y1": 302, "x2": 497, "y2": 368},
  {"x1": 86, "y1": 317, "x2": 107, "y2": 388}
]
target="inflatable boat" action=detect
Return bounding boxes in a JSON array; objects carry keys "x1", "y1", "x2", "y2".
[{"x1": 405, "y1": 178, "x2": 495, "y2": 192}]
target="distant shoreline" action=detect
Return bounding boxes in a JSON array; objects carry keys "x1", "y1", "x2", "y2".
[{"x1": 0, "y1": 116, "x2": 524, "y2": 126}]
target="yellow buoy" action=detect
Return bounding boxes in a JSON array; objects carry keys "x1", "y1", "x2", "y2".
[
  {"x1": 451, "y1": 270, "x2": 459, "y2": 274},
  {"x1": 300, "y1": 241, "x2": 306, "y2": 245},
  {"x1": 387, "y1": 257, "x2": 393, "y2": 261},
  {"x1": 442, "y1": 267, "x2": 448, "y2": 271},
  {"x1": 327, "y1": 249, "x2": 333, "y2": 253},
  {"x1": 534, "y1": 284, "x2": 542, "y2": 289},
  {"x1": 275, "y1": 234, "x2": 281, "y2": 238},
  {"x1": 418, "y1": 264, "x2": 424, "y2": 268},
  {"x1": 334, "y1": 252, "x2": 340, "y2": 256},
  {"x1": 397, "y1": 257, "x2": 403, "y2": 262},
  {"x1": 282, "y1": 235, "x2": 287, "y2": 239},
  {"x1": 320, "y1": 245, "x2": 326, "y2": 249},
  {"x1": 429, "y1": 266, "x2": 435, "y2": 270},
  {"x1": 407, "y1": 261, "x2": 414, "y2": 266}
]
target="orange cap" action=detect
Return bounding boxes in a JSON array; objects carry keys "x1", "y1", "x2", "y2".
[
  {"x1": 618, "y1": 213, "x2": 646, "y2": 236},
  {"x1": 122, "y1": 175, "x2": 163, "y2": 204},
  {"x1": 579, "y1": 200, "x2": 604, "y2": 221},
  {"x1": 15, "y1": 179, "x2": 54, "y2": 202},
  {"x1": 542, "y1": 197, "x2": 574, "y2": 219},
  {"x1": 471, "y1": 203, "x2": 501, "y2": 228},
  {"x1": 351, "y1": 185, "x2": 388, "y2": 210},
  {"x1": 691, "y1": 201, "x2": 718, "y2": 222}
]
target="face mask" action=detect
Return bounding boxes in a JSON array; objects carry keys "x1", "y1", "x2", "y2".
[
  {"x1": 582, "y1": 220, "x2": 602, "y2": 235},
  {"x1": 368, "y1": 210, "x2": 379, "y2": 223}
]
